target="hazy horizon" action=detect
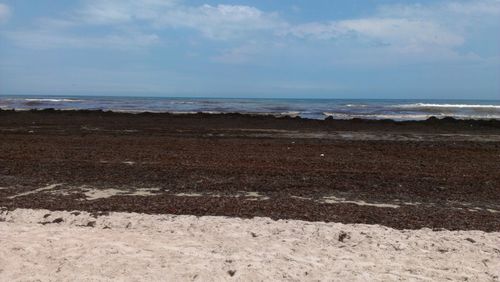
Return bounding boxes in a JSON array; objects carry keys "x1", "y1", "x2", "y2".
[
  {"x1": 0, "y1": 0, "x2": 499, "y2": 99},
  {"x1": 2, "y1": 94, "x2": 500, "y2": 102}
]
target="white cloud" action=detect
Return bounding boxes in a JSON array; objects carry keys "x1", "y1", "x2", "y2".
[
  {"x1": 376, "y1": 0, "x2": 500, "y2": 28},
  {"x1": 1, "y1": 1, "x2": 163, "y2": 49},
  {"x1": 286, "y1": 0, "x2": 500, "y2": 54},
  {"x1": 287, "y1": 22, "x2": 344, "y2": 40},
  {"x1": 0, "y1": 3, "x2": 10, "y2": 23},
  {"x1": 78, "y1": 0, "x2": 178, "y2": 24},
  {"x1": 377, "y1": 0, "x2": 500, "y2": 17},
  {"x1": 78, "y1": 1, "x2": 286, "y2": 40},
  {"x1": 445, "y1": 0, "x2": 500, "y2": 16},
  {"x1": 0, "y1": 0, "x2": 284, "y2": 50},
  {"x1": 74, "y1": 0, "x2": 478, "y2": 52},
  {"x1": 1, "y1": 0, "x2": 499, "y2": 67},
  {"x1": 5, "y1": 0, "x2": 284, "y2": 49},
  {"x1": 341, "y1": 18, "x2": 463, "y2": 50},
  {"x1": 4, "y1": 28, "x2": 159, "y2": 49},
  {"x1": 289, "y1": 18, "x2": 464, "y2": 53},
  {"x1": 157, "y1": 4, "x2": 286, "y2": 39}
]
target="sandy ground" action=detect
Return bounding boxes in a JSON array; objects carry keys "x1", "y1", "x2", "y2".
[{"x1": 1, "y1": 209, "x2": 499, "y2": 281}]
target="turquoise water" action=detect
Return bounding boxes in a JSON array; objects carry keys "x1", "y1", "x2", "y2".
[{"x1": 1, "y1": 95, "x2": 499, "y2": 120}]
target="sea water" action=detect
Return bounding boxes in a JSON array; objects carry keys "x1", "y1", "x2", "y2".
[{"x1": 1, "y1": 95, "x2": 499, "y2": 121}]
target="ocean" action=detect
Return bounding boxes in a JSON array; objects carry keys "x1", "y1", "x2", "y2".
[{"x1": 1, "y1": 95, "x2": 499, "y2": 121}]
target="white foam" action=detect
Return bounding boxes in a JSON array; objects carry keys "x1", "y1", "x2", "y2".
[
  {"x1": 345, "y1": 104, "x2": 368, "y2": 107},
  {"x1": 279, "y1": 111, "x2": 300, "y2": 117},
  {"x1": 394, "y1": 103, "x2": 500, "y2": 109},
  {"x1": 24, "y1": 98, "x2": 82, "y2": 102}
]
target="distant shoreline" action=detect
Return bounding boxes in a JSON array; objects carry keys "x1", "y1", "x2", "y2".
[{"x1": 2, "y1": 96, "x2": 499, "y2": 121}]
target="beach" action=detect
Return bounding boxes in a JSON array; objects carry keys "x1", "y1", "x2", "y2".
[
  {"x1": 1, "y1": 208, "x2": 499, "y2": 281},
  {"x1": 1, "y1": 110, "x2": 500, "y2": 280},
  {"x1": 2, "y1": 0, "x2": 499, "y2": 279}
]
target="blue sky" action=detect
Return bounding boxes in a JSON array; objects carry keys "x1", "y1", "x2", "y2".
[{"x1": 0, "y1": 0, "x2": 499, "y2": 99}]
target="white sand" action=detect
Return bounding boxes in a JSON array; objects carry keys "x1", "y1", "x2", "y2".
[
  {"x1": 1, "y1": 209, "x2": 499, "y2": 281},
  {"x1": 322, "y1": 196, "x2": 401, "y2": 209},
  {"x1": 6, "y1": 184, "x2": 499, "y2": 213},
  {"x1": 7, "y1": 184, "x2": 62, "y2": 199},
  {"x1": 81, "y1": 187, "x2": 162, "y2": 200}
]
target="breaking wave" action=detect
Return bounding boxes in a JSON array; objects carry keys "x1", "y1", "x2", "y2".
[{"x1": 393, "y1": 103, "x2": 500, "y2": 109}]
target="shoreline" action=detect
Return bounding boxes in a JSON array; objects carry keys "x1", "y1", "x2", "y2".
[
  {"x1": 1, "y1": 108, "x2": 499, "y2": 133},
  {"x1": 2, "y1": 95, "x2": 500, "y2": 121},
  {"x1": 2, "y1": 107, "x2": 500, "y2": 123}
]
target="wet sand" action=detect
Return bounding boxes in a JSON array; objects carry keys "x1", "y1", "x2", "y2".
[{"x1": 1, "y1": 110, "x2": 499, "y2": 231}]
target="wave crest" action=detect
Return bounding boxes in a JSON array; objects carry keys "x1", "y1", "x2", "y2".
[{"x1": 394, "y1": 103, "x2": 500, "y2": 109}]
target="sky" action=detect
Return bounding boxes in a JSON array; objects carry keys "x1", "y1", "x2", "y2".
[{"x1": 0, "y1": 0, "x2": 499, "y2": 99}]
